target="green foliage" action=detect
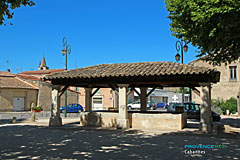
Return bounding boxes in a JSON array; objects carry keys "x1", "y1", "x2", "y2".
[
  {"x1": 211, "y1": 97, "x2": 237, "y2": 114},
  {"x1": 0, "y1": 0, "x2": 35, "y2": 26},
  {"x1": 32, "y1": 106, "x2": 42, "y2": 111},
  {"x1": 175, "y1": 87, "x2": 190, "y2": 94},
  {"x1": 165, "y1": 0, "x2": 240, "y2": 65}
]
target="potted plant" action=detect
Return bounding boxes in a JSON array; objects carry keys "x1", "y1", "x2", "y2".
[
  {"x1": 108, "y1": 107, "x2": 118, "y2": 111},
  {"x1": 32, "y1": 106, "x2": 42, "y2": 112}
]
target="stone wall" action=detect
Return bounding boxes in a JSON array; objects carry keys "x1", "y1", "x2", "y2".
[
  {"x1": 37, "y1": 82, "x2": 52, "y2": 110},
  {"x1": 80, "y1": 112, "x2": 118, "y2": 127},
  {"x1": 130, "y1": 113, "x2": 187, "y2": 130},
  {"x1": 190, "y1": 60, "x2": 240, "y2": 103},
  {"x1": 79, "y1": 112, "x2": 187, "y2": 130},
  {"x1": 0, "y1": 88, "x2": 38, "y2": 111}
]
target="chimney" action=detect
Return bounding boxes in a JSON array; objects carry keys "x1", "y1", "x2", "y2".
[{"x1": 7, "y1": 69, "x2": 10, "y2": 72}]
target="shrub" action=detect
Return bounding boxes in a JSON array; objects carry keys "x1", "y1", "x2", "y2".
[
  {"x1": 211, "y1": 97, "x2": 237, "y2": 115},
  {"x1": 32, "y1": 106, "x2": 42, "y2": 111}
]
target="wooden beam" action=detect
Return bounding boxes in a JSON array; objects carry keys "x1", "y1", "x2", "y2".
[
  {"x1": 127, "y1": 88, "x2": 133, "y2": 96},
  {"x1": 108, "y1": 84, "x2": 118, "y2": 92},
  {"x1": 58, "y1": 85, "x2": 69, "y2": 97},
  {"x1": 133, "y1": 88, "x2": 140, "y2": 96},
  {"x1": 146, "y1": 87, "x2": 156, "y2": 97},
  {"x1": 126, "y1": 86, "x2": 135, "y2": 96},
  {"x1": 192, "y1": 87, "x2": 200, "y2": 97},
  {"x1": 91, "y1": 88, "x2": 100, "y2": 97}
]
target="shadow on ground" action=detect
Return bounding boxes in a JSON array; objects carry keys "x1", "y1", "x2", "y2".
[
  {"x1": 0, "y1": 119, "x2": 29, "y2": 125},
  {"x1": 0, "y1": 123, "x2": 239, "y2": 160}
]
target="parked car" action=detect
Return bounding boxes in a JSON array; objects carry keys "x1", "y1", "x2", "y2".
[
  {"x1": 167, "y1": 103, "x2": 221, "y2": 121},
  {"x1": 60, "y1": 103, "x2": 84, "y2": 113},
  {"x1": 156, "y1": 102, "x2": 167, "y2": 108},
  {"x1": 147, "y1": 102, "x2": 157, "y2": 110},
  {"x1": 128, "y1": 102, "x2": 151, "y2": 110}
]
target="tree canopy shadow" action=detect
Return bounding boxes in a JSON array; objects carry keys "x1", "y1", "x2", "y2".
[{"x1": 0, "y1": 124, "x2": 239, "y2": 160}]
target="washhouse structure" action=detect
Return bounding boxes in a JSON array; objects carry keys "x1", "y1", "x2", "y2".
[{"x1": 44, "y1": 61, "x2": 220, "y2": 133}]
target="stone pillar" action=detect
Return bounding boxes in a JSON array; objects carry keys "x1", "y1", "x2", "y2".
[
  {"x1": 140, "y1": 87, "x2": 147, "y2": 112},
  {"x1": 199, "y1": 83, "x2": 212, "y2": 133},
  {"x1": 117, "y1": 84, "x2": 129, "y2": 129},
  {"x1": 49, "y1": 85, "x2": 62, "y2": 127},
  {"x1": 84, "y1": 88, "x2": 93, "y2": 112},
  {"x1": 37, "y1": 81, "x2": 42, "y2": 107}
]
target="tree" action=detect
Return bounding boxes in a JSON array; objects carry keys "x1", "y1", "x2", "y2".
[
  {"x1": 165, "y1": 0, "x2": 240, "y2": 65},
  {"x1": 211, "y1": 97, "x2": 237, "y2": 114},
  {"x1": 0, "y1": 0, "x2": 35, "y2": 26}
]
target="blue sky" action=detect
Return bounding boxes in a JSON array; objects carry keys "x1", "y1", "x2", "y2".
[{"x1": 0, "y1": 0, "x2": 198, "y2": 73}]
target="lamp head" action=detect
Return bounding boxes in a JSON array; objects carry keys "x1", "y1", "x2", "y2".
[
  {"x1": 62, "y1": 48, "x2": 66, "y2": 56},
  {"x1": 175, "y1": 53, "x2": 180, "y2": 62},
  {"x1": 183, "y1": 44, "x2": 188, "y2": 52}
]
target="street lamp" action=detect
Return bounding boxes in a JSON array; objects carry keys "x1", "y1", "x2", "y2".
[
  {"x1": 62, "y1": 37, "x2": 71, "y2": 117},
  {"x1": 175, "y1": 40, "x2": 188, "y2": 106}
]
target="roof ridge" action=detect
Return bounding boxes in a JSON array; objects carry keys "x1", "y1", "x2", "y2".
[{"x1": 15, "y1": 77, "x2": 39, "y2": 89}]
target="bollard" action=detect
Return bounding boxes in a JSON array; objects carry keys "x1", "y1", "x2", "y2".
[
  {"x1": 12, "y1": 117, "x2": 17, "y2": 123},
  {"x1": 31, "y1": 112, "x2": 36, "y2": 122},
  {"x1": 226, "y1": 110, "x2": 230, "y2": 116}
]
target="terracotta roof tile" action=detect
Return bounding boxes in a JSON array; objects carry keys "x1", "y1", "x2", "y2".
[
  {"x1": 16, "y1": 74, "x2": 40, "y2": 81},
  {"x1": 0, "y1": 71, "x2": 15, "y2": 77},
  {"x1": 19, "y1": 69, "x2": 64, "y2": 75},
  {"x1": 0, "y1": 76, "x2": 38, "y2": 89},
  {"x1": 45, "y1": 61, "x2": 219, "y2": 80}
]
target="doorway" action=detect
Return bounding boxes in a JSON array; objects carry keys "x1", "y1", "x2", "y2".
[{"x1": 13, "y1": 97, "x2": 25, "y2": 111}]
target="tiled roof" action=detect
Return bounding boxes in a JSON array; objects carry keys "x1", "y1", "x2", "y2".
[
  {"x1": 17, "y1": 74, "x2": 40, "y2": 81},
  {"x1": 0, "y1": 76, "x2": 38, "y2": 89},
  {"x1": 45, "y1": 61, "x2": 219, "y2": 80},
  {"x1": 19, "y1": 69, "x2": 64, "y2": 75},
  {"x1": 0, "y1": 71, "x2": 15, "y2": 77},
  {"x1": 189, "y1": 55, "x2": 209, "y2": 64}
]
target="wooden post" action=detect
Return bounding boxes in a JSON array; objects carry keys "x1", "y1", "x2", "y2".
[{"x1": 140, "y1": 87, "x2": 147, "y2": 112}]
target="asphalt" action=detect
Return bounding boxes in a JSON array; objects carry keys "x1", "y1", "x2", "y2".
[{"x1": 0, "y1": 113, "x2": 239, "y2": 160}]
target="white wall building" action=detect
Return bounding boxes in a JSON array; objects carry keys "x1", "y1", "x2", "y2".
[{"x1": 128, "y1": 88, "x2": 190, "y2": 104}]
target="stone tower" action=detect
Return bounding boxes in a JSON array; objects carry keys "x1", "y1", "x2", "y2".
[{"x1": 38, "y1": 55, "x2": 49, "y2": 70}]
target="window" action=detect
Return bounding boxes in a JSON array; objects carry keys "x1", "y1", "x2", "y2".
[
  {"x1": 195, "y1": 104, "x2": 200, "y2": 111},
  {"x1": 162, "y1": 97, "x2": 168, "y2": 103},
  {"x1": 229, "y1": 66, "x2": 237, "y2": 80}
]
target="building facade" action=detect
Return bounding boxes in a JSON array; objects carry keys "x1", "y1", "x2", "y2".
[
  {"x1": 16, "y1": 56, "x2": 80, "y2": 110},
  {"x1": 128, "y1": 88, "x2": 187, "y2": 104},
  {"x1": 190, "y1": 58, "x2": 240, "y2": 102},
  {"x1": 190, "y1": 57, "x2": 240, "y2": 116},
  {"x1": 0, "y1": 71, "x2": 38, "y2": 111},
  {"x1": 77, "y1": 87, "x2": 115, "y2": 110}
]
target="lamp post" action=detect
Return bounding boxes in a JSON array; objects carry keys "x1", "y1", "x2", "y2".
[
  {"x1": 62, "y1": 37, "x2": 71, "y2": 118},
  {"x1": 175, "y1": 40, "x2": 188, "y2": 106}
]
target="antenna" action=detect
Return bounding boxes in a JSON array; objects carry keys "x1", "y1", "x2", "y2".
[
  {"x1": 75, "y1": 61, "x2": 77, "y2": 69},
  {"x1": 6, "y1": 60, "x2": 9, "y2": 70}
]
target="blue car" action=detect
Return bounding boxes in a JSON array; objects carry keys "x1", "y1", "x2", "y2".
[
  {"x1": 156, "y1": 102, "x2": 167, "y2": 108},
  {"x1": 60, "y1": 104, "x2": 84, "y2": 113}
]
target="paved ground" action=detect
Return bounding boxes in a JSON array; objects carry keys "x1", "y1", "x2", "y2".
[{"x1": 0, "y1": 113, "x2": 239, "y2": 160}]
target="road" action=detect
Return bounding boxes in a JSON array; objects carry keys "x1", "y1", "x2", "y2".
[{"x1": 0, "y1": 112, "x2": 239, "y2": 159}]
